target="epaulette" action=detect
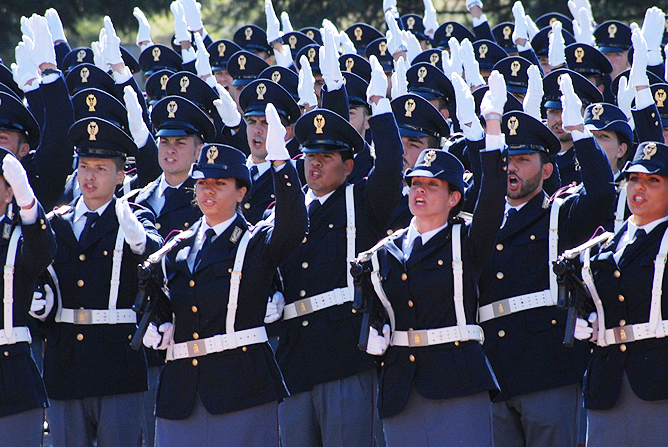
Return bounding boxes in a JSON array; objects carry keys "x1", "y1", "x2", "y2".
[
  {"x1": 455, "y1": 211, "x2": 473, "y2": 224},
  {"x1": 47, "y1": 205, "x2": 72, "y2": 220},
  {"x1": 355, "y1": 227, "x2": 407, "y2": 263}
]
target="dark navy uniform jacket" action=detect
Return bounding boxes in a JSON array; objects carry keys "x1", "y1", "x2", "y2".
[
  {"x1": 42, "y1": 198, "x2": 162, "y2": 400},
  {"x1": 583, "y1": 220, "x2": 668, "y2": 410},
  {"x1": 0, "y1": 206, "x2": 55, "y2": 418},
  {"x1": 156, "y1": 162, "x2": 306, "y2": 419},
  {"x1": 375, "y1": 148, "x2": 507, "y2": 419},
  {"x1": 276, "y1": 112, "x2": 403, "y2": 395},
  {"x1": 241, "y1": 168, "x2": 275, "y2": 225},
  {"x1": 479, "y1": 135, "x2": 616, "y2": 401}
]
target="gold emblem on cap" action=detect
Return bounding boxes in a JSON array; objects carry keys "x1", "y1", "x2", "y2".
[
  {"x1": 510, "y1": 60, "x2": 521, "y2": 77},
  {"x1": 218, "y1": 42, "x2": 226, "y2": 57},
  {"x1": 152, "y1": 46, "x2": 161, "y2": 62},
  {"x1": 167, "y1": 100, "x2": 178, "y2": 118},
  {"x1": 642, "y1": 142, "x2": 658, "y2": 160},
  {"x1": 430, "y1": 53, "x2": 440, "y2": 65},
  {"x1": 256, "y1": 83, "x2": 267, "y2": 100},
  {"x1": 289, "y1": 35, "x2": 297, "y2": 49},
  {"x1": 592, "y1": 104, "x2": 604, "y2": 120},
  {"x1": 245, "y1": 27, "x2": 253, "y2": 40},
  {"x1": 407, "y1": 17, "x2": 415, "y2": 29},
  {"x1": 314, "y1": 114, "x2": 325, "y2": 134},
  {"x1": 379, "y1": 41, "x2": 387, "y2": 56},
  {"x1": 445, "y1": 24, "x2": 454, "y2": 37},
  {"x1": 345, "y1": 57, "x2": 354, "y2": 71},
  {"x1": 306, "y1": 30, "x2": 315, "y2": 39},
  {"x1": 206, "y1": 146, "x2": 219, "y2": 163},
  {"x1": 354, "y1": 27, "x2": 363, "y2": 41},
  {"x1": 405, "y1": 98, "x2": 416, "y2": 117},
  {"x1": 86, "y1": 94, "x2": 97, "y2": 112},
  {"x1": 655, "y1": 89, "x2": 666, "y2": 107},
  {"x1": 503, "y1": 25, "x2": 512, "y2": 40},
  {"x1": 574, "y1": 47, "x2": 585, "y2": 63},
  {"x1": 417, "y1": 67, "x2": 427, "y2": 83},
  {"x1": 508, "y1": 116, "x2": 519, "y2": 135},
  {"x1": 180, "y1": 76, "x2": 190, "y2": 93},
  {"x1": 423, "y1": 150, "x2": 437, "y2": 167},
  {"x1": 160, "y1": 74, "x2": 169, "y2": 90},
  {"x1": 80, "y1": 67, "x2": 90, "y2": 83},
  {"x1": 549, "y1": 17, "x2": 557, "y2": 26},
  {"x1": 271, "y1": 70, "x2": 281, "y2": 83},
  {"x1": 238, "y1": 55, "x2": 247, "y2": 70},
  {"x1": 479, "y1": 44, "x2": 488, "y2": 59},
  {"x1": 87, "y1": 121, "x2": 99, "y2": 141},
  {"x1": 608, "y1": 23, "x2": 617, "y2": 39},
  {"x1": 77, "y1": 49, "x2": 87, "y2": 63},
  {"x1": 308, "y1": 47, "x2": 317, "y2": 63}
]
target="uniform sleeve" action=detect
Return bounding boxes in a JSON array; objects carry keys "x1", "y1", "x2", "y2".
[
  {"x1": 18, "y1": 203, "x2": 56, "y2": 279},
  {"x1": 321, "y1": 84, "x2": 350, "y2": 120},
  {"x1": 134, "y1": 136, "x2": 162, "y2": 188},
  {"x1": 631, "y1": 103, "x2": 664, "y2": 144},
  {"x1": 113, "y1": 75, "x2": 151, "y2": 129},
  {"x1": 133, "y1": 206, "x2": 164, "y2": 259}
]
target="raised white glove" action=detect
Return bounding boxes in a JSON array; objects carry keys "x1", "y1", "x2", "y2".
[
  {"x1": 480, "y1": 70, "x2": 507, "y2": 116},
  {"x1": 264, "y1": 291, "x2": 285, "y2": 323},
  {"x1": 630, "y1": 29, "x2": 649, "y2": 87},
  {"x1": 523, "y1": 65, "x2": 543, "y2": 120},
  {"x1": 559, "y1": 73, "x2": 584, "y2": 129},
  {"x1": 616, "y1": 76, "x2": 634, "y2": 121},
  {"x1": 567, "y1": 0, "x2": 594, "y2": 26},
  {"x1": 340, "y1": 31, "x2": 356, "y2": 55},
  {"x1": 423, "y1": 0, "x2": 439, "y2": 39},
  {"x1": 466, "y1": 0, "x2": 484, "y2": 11},
  {"x1": 452, "y1": 73, "x2": 484, "y2": 140},
  {"x1": 133, "y1": 7, "x2": 152, "y2": 46},
  {"x1": 123, "y1": 86, "x2": 150, "y2": 148},
  {"x1": 460, "y1": 38, "x2": 485, "y2": 88},
  {"x1": 265, "y1": 103, "x2": 290, "y2": 161},
  {"x1": 214, "y1": 83, "x2": 242, "y2": 127},
  {"x1": 20, "y1": 16, "x2": 34, "y2": 41},
  {"x1": 366, "y1": 55, "x2": 388, "y2": 103},
  {"x1": 366, "y1": 324, "x2": 391, "y2": 356},
  {"x1": 320, "y1": 28, "x2": 343, "y2": 90},
  {"x1": 102, "y1": 16, "x2": 123, "y2": 66},
  {"x1": 29, "y1": 284, "x2": 54, "y2": 321},
  {"x1": 403, "y1": 31, "x2": 422, "y2": 65},
  {"x1": 13, "y1": 42, "x2": 40, "y2": 91},
  {"x1": 265, "y1": 0, "x2": 282, "y2": 44},
  {"x1": 383, "y1": 0, "x2": 398, "y2": 15},
  {"x1": 45, "y1": 8, "x2": 66, "y2": 43},
  {"x1": 280, "y1": 11, "x2": 294, "y2": 33},
  {"x1": 385, "y1": 11, "x2": 407, "y2": 57},
  {"x1": 194, "y1": 32, "x2": 212, "y2": 78},
  {"x1": 441, "y1": 37, "x2": 462, "y2": 81},
  {"x1": 26, "y1": 14, "x2": 56, "y2": 67},
  {"x1": 641, "y1": 7, "x2": 665, "y2": 57},
  {"x1": 665, "y1": 46, "x2": 668, "y2": 84},
  {"x1": 574, "y1": 312, "x2": 597, "y2": 341},
  {"x1": 390, "y1": 57, "x2": 408, "y2": 99},
  {"x1": 525, "y1": 13, "x2": 540, "y2": 40},
  {"x1": 572, "y1": 7, "x2": 595, "y2": 46},
  {"x1": 179, "y1": 0, "x2": 204, "y2": 31},
  {"x1": 548, "y1": 21, "x2": 566, "y2": 68},
  {"x1": 322, "y1": 19, "x2": 341, "y2": 51},
  {"x1": 143, "y1": 322, "x2": 173, "y2": 350},
  {"x1": 297, "y1": 56, "x2": 318, "y2": 108},
  {"x1": 511, "y1": 1, "x2": 528, "y2": 44},
  {"x1": 171, "y1": 1, "x2": 191, "y2": 44},
  {"x1": 116, "y1": 198, "x2": 147, "y2": 250},
  {"x1": 90, "y1": 39, "x2": 108, "y2": 72},
  {"x1": 3, "y1": 154, "x2": 35, "y2": 208},
  {"x1": 274, "y1": 44, "x2": 293, "y2": 68}
]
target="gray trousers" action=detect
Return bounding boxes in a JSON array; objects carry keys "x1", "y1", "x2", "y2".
[
  {"x1": 383, "y1": 388, "x2": 493, "y2": 447},
  {"x1": 279, "y1": 369, "x2": 383, "y2": 447},
  {"x1": 492, "y1": 383, "x2": 581, "y2": 447},
  {"x1": 141, "y1": 365, "x2": 161, "y2": 447},
  {"x1": 49, "y1": 392, "x2": 143, "y2": 447},
  {"x1": 0, "y1": 407, "x2": 44, "y2": 447},
  {"x1": 587, "y1": 373, "x2": 668, "y2": 447},
  {"x1": 155, "y1": 397, "x2": 278, "y2": 447}
]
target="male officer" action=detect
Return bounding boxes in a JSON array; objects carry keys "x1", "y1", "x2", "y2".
[
  {"x1": 477, "y1": 74, "x2": 616, "y2": 447},
  {"x1": 40, "y1": 117, "x2": 162, "y2": 447}
]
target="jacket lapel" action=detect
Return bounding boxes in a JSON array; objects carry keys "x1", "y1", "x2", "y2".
[
  {"x1": 497, "y1": 192, "x2": 548, "y2": 242},
  {"x1": 161, "y1": 178, "x2": 196, "y2": 216},
  {"x1": 79, "y1": 198, "x2": 118, "y2": 251},
  {"x1": 194, "y1": 215, "x2": 249, "y2": 273},
  {"x1": 406, "y1": 226, "x2": 450, "y2": 269},
  {"x1": 619, "y1": 221, "x2": 668, "y2": 267}
]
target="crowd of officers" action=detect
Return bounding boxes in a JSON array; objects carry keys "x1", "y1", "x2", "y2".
[{"x1": 0, "y1": 0, "x2": 667, "y2": 445}]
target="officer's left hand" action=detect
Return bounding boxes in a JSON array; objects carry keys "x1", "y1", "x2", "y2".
[
  {"x1": 548, "y1": 20, "x2": 566, "y2": 68},
  {"x1": 403, "y1": 31, "x2": 422, "y2": 65},
  {"x1": 265, "y1": 104, "x2": 290, "y2": 161},
  {"x1": 441, "y1": 37, "x2": 462, "y2": 81},
  {"x1": 367, "y1": 56, "x2": 389, "y2": 110},
  {"x1": 460, "y1": 38, "x2": 485, "y2": 88},
  {"x1": 390, "y1": 56, "x2": 408, "y2": 99},
  {"x1": 572, "y1": 7, "x2": 595, "y2": 47},
  {"x1": 340, "y1": 31, "x2": 356, "y2": 55},
  {"x1": 123, "y1": 86, "x2": 150, "y2": 148},
  {"x1": 320, "y1": 28, "x2": 343, "y2": 91},
  {"x1": 297, "y1": 55, "x2": 317, "y2": 109},
  {"x1": 214, "y1": 84, "x2": 242, "y2": 128},
  {"x1": 264, "y1": 291, "x2": 285, "y2": 324},
  {"x1": 3, "y1": 155, "x2": 35, "y2": 209},
  {"x1": 385, "y1": 11, "x2": 406, "y2": 57},
  {"x1": 265, "y1": 0, "x2": 282, "y2": 44},
  {"x1": 574, "y1": 312, "x2": 597, "y2": 341},
  {"x1": 452, "y1": 73, "x2": 484, "y2": 140},
  {"x1": 45, "y1": 8, "x2": 67, "y2": 43},
  {"x1": 366, "y1": 324, "x2": 391, "y2": 356},
  {"x1": 101, "y1": 16, "x2": 123, "y2": 66},
  {"x1": 179, "y1": 0, "x2": 204, "y2": 32},
  {"x1": 13, "y1": 42, "x2": 40, "y2": 91},
  {"x1": 641, "y1": 7, "x2": 665, "y2": 61},
  {"x1": 29, "y1": 284, "x2": 54, "y2": 321},
  {"x1": 116, "y1": 199, "x2": 148, "y2": 250},
  {"x1": 280, "y1": 11, "x2": 293, "y2": 33},
  {"x1": 25, "y1": 14, "x2": 56, "y2": 68},
  {"x1": 194, "y1": 32, "x2": 213, "y2": 81},
  {"x1": 511, "y1": 1, "x2": 528, "y2": 45},
  {"x1": 423, "y1": 0, "x2": 439, "y2": 39},
  {"x1": 523, "y1": 65, "x2": 543, "y2": 120},
  {"x1": 133, "y1": 7, "x2": 152, "y2": 46},
  {"x1": 629, "y1": 29, "x2": 649, "y2": 87},
  {"x1": 559, "y1": 73, "x2": 584, "y2": 131},
  {"x1": 91, "y1": 38, "x2": 108, "y2": 72}
]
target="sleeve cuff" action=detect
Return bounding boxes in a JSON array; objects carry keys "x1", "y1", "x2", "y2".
[
  {"x1": 19, "y1": 205, "x2": 39, "y2": 225},
  {"x1": 371, "y1": 97, "x2": 392, "y2": 116},
  {"x1": 472, "y1": 15, "x2": 488, "y2": 27},
  {"x1": 181, "y1": 47, "x2": 196, "y2": 64},
  {"x1": 40, "y1": 73, "x2": 59, "y2": 85},
  {"x1": 112, "y1": 67, "x2": 132, "y2": 84},
  {"x1": 485, "y1": 133, "x2": 505, "y2": 150},
  {"x1": 516, "y1": 41, "x2": 532, "y2": 52}
]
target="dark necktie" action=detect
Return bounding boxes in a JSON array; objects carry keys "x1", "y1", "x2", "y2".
[
  {"x1": 195, "y1": 228, "x2": 216, "y2": 269},
  {"x1": 503, "y1": 208, "x2": 518, "y2": 228},
  {"x1": 79, "y1": 212, "x2": 99, "y2": 245},
  {"x1": 308, "y1": 199, "x2": 321, "y2": 216},
  {"x1": 163, "y1": 187, "x2": 176, "y2": 201},
  {"x1": 633, "y1": 229, "x2": 647, "y2": 245},
  {"x1": 410, "y1": 236, "x2": 423, "y2": 258},
  {"x1": 250, "y1": 165, "x2": 259, "y2": 180}
]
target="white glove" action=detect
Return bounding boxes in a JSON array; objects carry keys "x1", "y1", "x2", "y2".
[
  {"x1": 116, "y1": 199, "x2": 147, "y2": 250},
  {"x1": 480, "y1": 70, "x2": 507, "y2": 116},
  {"x1": 548, "y1": 21, "x2": 566, "y2": 68},
  {"x1": 423, "y1": 0, "x2": 439, "y2": 39},
  {"x1": 366, "y1": 55, "x2": 388, "y2": 103},
  {"x1": 143, "y1": 322, "x2": 173, "y2": 350},
  {"x1": 567, "y1": 0, "x2": 594, "y2": 26},
  {"x1": 13, "y1": 42, "x2": 40, "y2": 91},
  {"x1": 616, "y1": 76, "x2": 634, "y2": 121},
  {"x1": 297, "y1": 56, "x2": 318, "y2": 108},
  {"x1": 525, "y1": 13, "x2": 540, "y2": 40},
  {"x1": 390, "y1": 57, "x2": 408, "y2": 99},
  {"x1": 194, "y1": 32, "x2": 212, "y2": 78},
  {"x1": 265, "y1": 103, "x2": 290, "y2": 161},
  {"x1": 91, "y1": 39, "x2": 108, "y2": 72},
  {"x1": 3, "y1": 154, "x2": 35, "y2": 208},
  {"x1": 641, "y1": 7, "x2": 665, "y2": 59},
  {"x1": 460, "y1": 38, "x2": 485, "y2": 88},
  {"x1": 29, "y1": 284, "x2": 54, "y2": 321},
  {"x1": 102, "y1": 16, "x2": 123, "y2": 66},
  {"x1": 452, "y1": 73, "x2": 484, "y2": 140},
  {"x1": 321, "y1": 20, "x2": 341, "y2": 51},
  {"x1": 403, "y1": 30, "x2": 422, "y2": 65},
  {"x1": 264, "y1": 291, "x2": 285, "y2": 323},
  {"x1": 466, "y1": 0, "x2": 484, "y2": 11},
  {"x1": 559, "y1": 73, "x2": 584, "y2": 129},
  {"x1": 133, "y1": 7, "x2": 152, "y2": 46},
  {"x1": 274, "y1": 44, "x2": 293, "y2": 68},
  {"x1": 630, "y1": 29, "x2": 649, "y2": 87},
  {"x1": 280, "y1": 11, "x2": 294, "y2": 33},
  {"x1": 366, "y1": 324, "x2": 391, "y2": 356},
  {"x1": 574, "y1": 312, "x2": 597, "y2": 341},
  {"x1": 45, "y1": 8, "x2": 67, "y2": 43},
  {"x1": 511, "y1": 1, "x2": 528, "y2": 44},
  {"x1": 441, "y1": 37, "x2": 462, "y2": 81},
  {"x1": 179, "y1": 0, "x2": 204, "y2": 31},
  {"x1": 265, "y1": 0, "x2": 282, "y2": 44},
  {"x1": 320, "y1": 28, "x2": 343, "y2": 91},
  {"x1": 665, "y1": 46, "x2": 668, "y2": 84},
  {"x1": 214, "y1": 83, "x2": 242, "y2": 127},
  {"x1": 123, "y1": 86, "x2": 150, "y2": 148},
  {"x1": 20, "y1": 16, "x2": 34, "y2": 41},
  {"x1": 340, "y1": 31, "x2": 356, "y2": 54},
  {"x1": 523, "y1": 65, "x2": 543, "y2": 120},
  {"x1": 572, "y1": 7, "x2": 595, "y2": 46},
  {"x1": 171, "y1": 1, "x2": 191, "y2": 44},
  {"x1": 383, "y1": 0, "x2": 398, "y2": 15},
  {"x1": 385, "y1": 11, "x2": 407, "y2": 57},
  {"x1": 26, "y1": 14, "x2": 56, "y2": 67}
]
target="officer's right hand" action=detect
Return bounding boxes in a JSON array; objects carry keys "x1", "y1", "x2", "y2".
[
  {"x1": 441, "y1": 38, "x2": 462, "y2": 81},
  {"x1": 390, "y1": 57, "x2": 407, "y2": 100},
  {"x1": 297, "y1": 56, "x2": 317, "y2": 109},
  {"x1": 123, "y1": 86, "x2": 150, "y2": 148},
  {"x1": 559, "y1": 73, "x2": 585, "y2": 131},
  {"x1": 423, "y1": 0, "x2": 439, "y2": 39},
  {"x1": 574, "y1": 312, "x2": 597, "y2": 341},
  {"x1": 480, "y1": 70, "x2": 507, "y2": 117},
  {"x1": 25, "y1": 14, "x2": 56, "y2": 68},
  {"x1": 280, "y1": 11, "x2": 293, "y2": 33},
  {"x1": 265, "y1": 103, "x2": 290, "y2": 161},
  {"x1": 143, "y1": 322, "x2": 173, "y2": 350},
  {"x1": 264, "y1": 291, "x2": 286, "y2": 324},
  {"x1": 366, "y1": 55, "x2": 388, "y2": 104},
  {"x1": 171, "y1": 1, "x2": 191, "y2": 44},
  {"x1": 213, "y1": 84, "x2": 242, "y2": 127},
  {"x1": 548, "y1": 21, "x2": 566, "y2": 68},
  {"x1": 366, "y1": 324, "x2": 391, "y2": 356},
  {"x1": 523, "y1": 65, "x2": 543, "y2": 120},
  {"x1": 133, "y1": 7, "x2": 152, "y2": 46},
  {"x1": 29, "y1": 284, "x2": 54, "y2": 321},
  {"x1": 459, "y1": 38, "x2": 485, "y2": 88}
]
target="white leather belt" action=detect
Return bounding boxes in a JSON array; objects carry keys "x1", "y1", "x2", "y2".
[
  {"x1": 0, "y1": 326, "x2": 31, "y2": 346},
  {"x1": 167, "y1": 326, "x2": 268, "y2": 361},
  {"x1": 283, "y1": 287, "x2": 353, "y2": 320},
  {"x1": 478, "y1": 289, "x2": 554, "y2": 322},
  {"x1": 603, "y1": 320, "x2": 668, "y2": 345},
  {"x1": 391, "y1": 324, "x2": 484, "y2": 347},
  {"x1": 59, "y1": 308, "x2": 137, "y2": 325}
]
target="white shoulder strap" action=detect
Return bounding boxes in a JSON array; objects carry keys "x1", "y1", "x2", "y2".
[
  {"x1": 582, "y1": 246, "x2": 608, "y2": 347},
  {"x1": 50, "y1": 265, "x2": 65, "y2": 323},
  {"x1": 548, "y1": 198, "x2": 564, "y2": 306},
  {"x1": 614, "y1": 184, "x2": 627, "y2": 234},
  {"x1": 345, "y1": 184, "x2": 356, "y2": 297},
  {"x1": 3, "y1": 227, "x2": 22, "y2": 340},
  {"x1": 122, "y1": 175, "x2": 133, "y2": 196},
  {"x1": 107, "y1": 228, "x2": 126, "y2": 324},
  {"x1": 451, "y1": 224, "x2": 469, "y2": 341},
  {"x1": 225, "y1": 230, "x2": 252, "y2": 345},
  {"x1": 371, "y1": 250, "x2": 396, "y2": 332},
  {"x1": 649, "y1": 227, "x2": 668, "y2": 337}
]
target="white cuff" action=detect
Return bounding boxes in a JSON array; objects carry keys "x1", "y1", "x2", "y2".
[
  {"x1": 112, "y1": 67, "x2": 132, "y2": 84},
  {"x1": 516, "y1": 41, "x2": 532, "y2": 52},
  {"x1": 181, "y1": 47, "x2": 196, "y2": 64},
  {"x1": 648, "y1": 50, "x2": 663, "y2": 67},
  {"x1": 485, "y1": 133, "x2": 505, "y2": 150},
  {"x1": 634, "y1": 86, "x2": 653, "y2": 110},
  {"x1": 472, "y1": 15, "x2": 488, "y2": 27},
  {"x1": 19, "y1": 205, "x2": 39, "y2": 225},
  {"x1": 129, "y1": 236, "x2": 147, "y2": 255},
  {"x1": 326, "y1": 79, "x2": 343, "y2": 91},
  {"x1": 40, "y1": 73, "x2": 59, "y2": 84},
  {"x1": 371, "y1": 97, "x2": 391, "y2": 116},
  {"x1": 461, "y1": 122, "x2": 484, "y2": 141},
  {"x1": 205, "y1": 76, "x2": 217, "y2": 88},
  {"x1": 572, "y1": 127, "x2": 593, "y2": 141}
]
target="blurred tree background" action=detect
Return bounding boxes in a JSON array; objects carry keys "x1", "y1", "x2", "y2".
[{"x1": 0, "y1": 0, "x2": 659, "y2": 66}]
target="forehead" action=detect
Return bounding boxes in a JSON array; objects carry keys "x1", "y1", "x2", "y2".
[
  {"x1": 78, "y1": 157, "x2": 117, "y2": 167},
  {"x1": 509, "y1": 152, "x2": 541, "y2": 161},
  {"x1": 245, "y1": 115, "x2": 267, "y2": 123},
  {"x1": 159, "y1": 135, "x2": 195, "y2": 143}
]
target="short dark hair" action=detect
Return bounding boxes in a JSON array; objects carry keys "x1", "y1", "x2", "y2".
[
  {"x1": 539, "y1": 152, "x2": 550, "y2": 165},
  {"x1": 447, "y1": 183, "x2": 464, "y2": 221},
  {"x1": 111, "y1": 157, "x2": 126, "y2": 172}
]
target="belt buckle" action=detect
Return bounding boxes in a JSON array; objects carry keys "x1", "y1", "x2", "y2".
[
  {"x1": 73, "y1": 309, "x2": 92, "y2": 325},
  {"x1": 613, "y1": 327, "x2": 635, "y2": 343},
  {"x1": 295, "y1": 298, "x2": 314, "y2": 316},
  {"x1": 407, "y1": 330, "x2": 427, "y2": 347},
  {"x1": 492, "y1": 299, "x2": 510, "y2": 318},
  {"x1": 187, "y1": 340, "x2": 206, "y2": 357}
]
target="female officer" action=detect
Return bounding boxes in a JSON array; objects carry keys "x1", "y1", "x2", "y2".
[
  {"x1": 361, "y1": 73, "x2": 508, "y2": 446},
  {"x1": 573, "y1": 141, "x2": 668, "y2": 446},
  {"x1": 143, "y1": 104, "x2": 306, "y2": 446}
]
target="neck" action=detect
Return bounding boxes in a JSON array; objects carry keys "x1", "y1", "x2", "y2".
[
  {"x1": 83, "y1": 195, "x2": 112, "y2": 212},
  {"x1": 506, "y1": 187, "x2": 542, "y2": 207},
  {"x1": 204, "y1": 211, "x2": 236, "y2": 227},
  {"x1": 251, "y1": 154, "x2": 266, "y2": 164},
  {"x1": 413, "y1": 215, "x2": 447, "y2": 234},
  {"x1": 559, "y1": 140, "x2": 574, "y2": 154},
  {"x1": 164, "y1": 171, "x2": 189, "y2": 186}
]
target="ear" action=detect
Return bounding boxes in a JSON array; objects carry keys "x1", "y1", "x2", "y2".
[
  {"x1": 284, "y1": 125, "x2": 294, "y2": 141},
  {"x1": 4, "y1": 186, "x2": 13, "y2": 204},
  {"x1": 363, "y1": 115, "x2": 370, "y2": 131},
  {"x1": 116, "y1": 169, "x2": 125, "y2": 186},
  {"x1": 17, "y1": 142, "x2": 30, "y2": 159},
  {"x1": 617, "y1": 141, "x2": 628, "y2": 159},
  {"x1": 440, "y1": 108, "x2": 450, "y2": 120},
  {"x1": 236, "y1": 186, "x2": 248, "y2": 203},
  {"x1": 343, "y1": 158, "x2": 354, "y2": 176},
  {"x1": 449, "y1": 189, "x2": 462, "y2": 206},
  {"x1": 541, "y1": 161, "x2": 554, "y2": 180}
]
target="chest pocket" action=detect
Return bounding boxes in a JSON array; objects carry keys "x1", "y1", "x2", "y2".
[{"x1": 512, "y1": 230, "x2": 548, "y2": 274}]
